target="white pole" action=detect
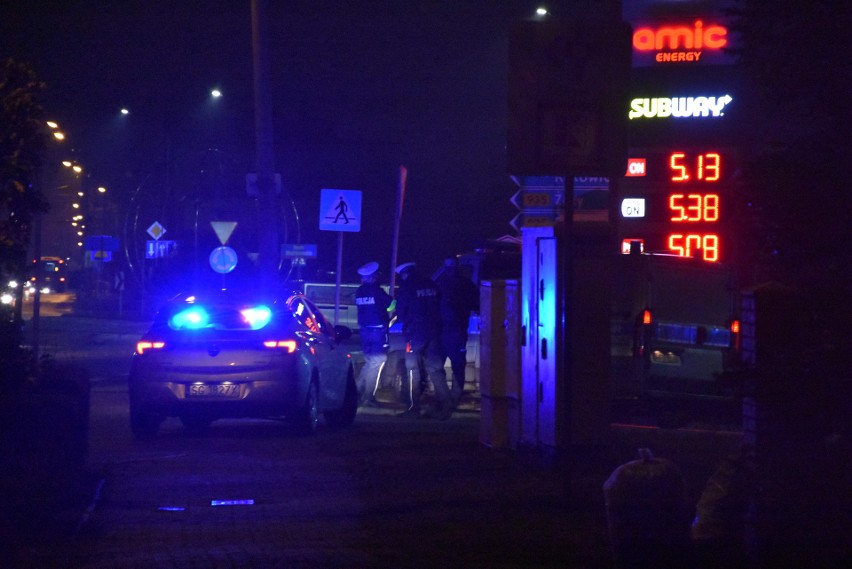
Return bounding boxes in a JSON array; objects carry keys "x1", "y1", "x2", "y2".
[
  {"x1": 390, "y1": 165, "x2": 407, "y2": 294},
  {"x1": 334, "y1": 231, "x2": 343, "y2": 325}
]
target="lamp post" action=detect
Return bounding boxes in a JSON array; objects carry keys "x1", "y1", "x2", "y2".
[{"x1": 29, "y1": 120, "x2": 74, "y2": 357}]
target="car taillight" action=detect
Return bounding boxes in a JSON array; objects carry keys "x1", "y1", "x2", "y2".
[
  {"x1": 136, "y1": 341, "x2": 165, "y2": 355},
  {"x1": 263, "y1": 340, "x2": 297, "y2": 353},
  {"x1": 730, "y1": 319, "x2": 740, "y2": 350},
  {"x1": 634, "y1": 309, "x2": 653, "y2": 357}
]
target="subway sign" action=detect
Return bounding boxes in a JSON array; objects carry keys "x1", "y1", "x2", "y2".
[{"x1": 628, "y1": 95, "x2": 733, "y2": 120}]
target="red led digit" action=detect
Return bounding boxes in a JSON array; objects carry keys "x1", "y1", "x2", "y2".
[
  {"x1": 668, "y1": 234, "x2": 702, "y2": 257},
  {"x1": 702, "y1": 235, "x2": 719, "y2": 261},
  {"x1": 686, "y1": 194, "x2": 702, "y2": 220},
  {"x1": 669, "y1": 194, "x2": 685, "y2": 220},
  {"x1": 698, "y1": 153, "x2": 721, "y2": 181},
  {"x1": 669, "y1": 193, "x2": 720, "y2": 222},
  {"x1": 704, "y1": 194, "x2": 719, "y2": 221},
  {"x1": 668, "y1": 234, "x2": 685, "y2": 256},
  {"x1": 667, "y1": 234, "x2": 721, "y2": 261},
  {"x1": 670, "y1": 153, "x2": 688, "y2": 181},
  {"x1": 686, "y1": 235, "x2": 702, "y2": 256},
  {"x1": 670, "y1": 152, "x2": 721, "y2": 182}
]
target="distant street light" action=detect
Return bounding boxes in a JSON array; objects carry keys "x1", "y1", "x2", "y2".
[
  {"x1": 211, "y1": 88, "x2": 222, "y2": 98},
  {"x1": 47, "y1": 120, "x2": 65, "y2": 140}
]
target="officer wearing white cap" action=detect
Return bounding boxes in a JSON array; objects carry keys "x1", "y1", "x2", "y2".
[
  {"x1": 394, "y1": 261, "x2": 452, "y2": 419},
  {"x1": 355, "y1": 261, "x2": 394, "y2": 407}
]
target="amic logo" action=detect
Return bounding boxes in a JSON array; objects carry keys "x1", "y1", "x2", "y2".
[{"x1": 632, "y1": 20, "x2": 728, "y2": 63}]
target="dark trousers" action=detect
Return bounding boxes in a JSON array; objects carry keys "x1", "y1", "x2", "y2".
[
  {"x1": 441, "y1": 329, "x2": 467, "y2": 400},
  {"x1": 403, "y1": 337, "x2": 449, "y2": 411}
]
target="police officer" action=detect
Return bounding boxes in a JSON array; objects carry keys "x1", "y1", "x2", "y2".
[
  {"x1": 435, "y1": 257, "x2": 479, "y2": 406},
  {"x1": 394, "y1": 262, "x2": 452, "y2": 419},
  {"x1": 354, "y1": 261, "x2": 394, "y2": 407}
]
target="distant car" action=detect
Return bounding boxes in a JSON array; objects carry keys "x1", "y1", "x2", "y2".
[
  {"x1": 301, "y1": 282, "x2": 361, "y2": 329},
  {"x1": 128, "y1": 289, "x2": 358, "y2": 438}
]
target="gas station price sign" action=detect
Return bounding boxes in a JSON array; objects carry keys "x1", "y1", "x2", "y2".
[{"x1": 621, "y1": 149, "x2": 730, "y2": 262}]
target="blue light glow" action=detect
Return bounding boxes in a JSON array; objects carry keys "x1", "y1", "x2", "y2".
[
  {"x1": 211, "y1": 499, "x2": 254, "y2": 506},
  {"x1": 240, "y1": 305, "x2": 272, "y2": 329},
  {"x1": 169, "y1": 306, "x2": 210, "y2": 330}
]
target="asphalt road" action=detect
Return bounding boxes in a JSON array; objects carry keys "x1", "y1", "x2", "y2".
[{"x1": 17, "y1": 313, "x2": 746, "y2": 568}]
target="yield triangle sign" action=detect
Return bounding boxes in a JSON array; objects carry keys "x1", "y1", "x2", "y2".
[{"x1": 210, "y1": 221, "x2": 237, "y2": 245}]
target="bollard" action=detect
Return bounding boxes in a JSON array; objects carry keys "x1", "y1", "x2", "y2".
[{"x1": 603, "y1": 448, "x2": 692, "y2": 568}]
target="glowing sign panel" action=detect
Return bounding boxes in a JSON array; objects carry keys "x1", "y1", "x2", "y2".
[
  {"x1": 668, "y1": 234, "x2": 720, "y2": 262},
  {"x1": 629, "y1": 15, "x2": 735, "y2": 67},
  {"x1": 621, "y1": 199, "x2": 646, "y2": 218},
  {"x1": 628, "y1": 95, "x2": 732, "y2": 119},
  {"x1": 633, "y1": 21, "x2": 727, "y2": 51},
  {"x1": 625, "y1": 158, "x2": 647, "y2": 177},
  {"x1": 669, "y1": 152, "x2": 720, "y2": 181},
  {"x1": 621, "y1": 150, "x2": 728, "y2": 262},
  {"x1": 669, "y1": 194, "x2": 719, "y2": 222}
]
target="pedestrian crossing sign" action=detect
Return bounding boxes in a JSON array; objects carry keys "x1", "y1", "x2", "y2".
[{"x1": 319, "y1": 189, "x2": 362, "y2": 232}]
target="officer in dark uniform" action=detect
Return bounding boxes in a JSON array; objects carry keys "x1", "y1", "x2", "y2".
[
  {"x1": 435, "y1": 257, "x2": 479, "y2": 406},
  {"x1": 394, "y1": 262, "x2": 452, "y2": 419},
  {"x1": 354, "y1": 261, "x2": 394, "y2": 407}
]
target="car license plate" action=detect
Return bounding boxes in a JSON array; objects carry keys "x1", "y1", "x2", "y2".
[{"x1": 187, "y1": 384, "x2": 241, "y2": 398}]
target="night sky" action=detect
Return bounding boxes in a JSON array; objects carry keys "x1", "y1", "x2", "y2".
[{"x1": 3, "y1": 1, "x2": 561, "y2": 282}]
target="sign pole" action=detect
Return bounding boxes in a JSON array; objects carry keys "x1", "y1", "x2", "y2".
[
  {"x1": 335, "y1": 232, "x2": 343, "y2": 325},
  {"x1": 390, "y1": 165, "x2": 407, "y2": 294},
  {"x1": 318, "y1": 187, "x2": 362, "y2": 325}
]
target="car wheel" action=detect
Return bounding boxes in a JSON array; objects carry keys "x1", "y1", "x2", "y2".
[
  {"x1": 290, "y1": 380, "x2": 319, "y2": 435},
  {"x1": 324, "y1": 366, "x2": 358, "y2": 429},
  {"x1": 130, "y1": 403, "x2": 161, "y2": 439}
]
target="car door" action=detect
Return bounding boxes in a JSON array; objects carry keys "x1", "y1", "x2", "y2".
[{"x1": 288, "y1": 296, "x2": 348, "y2": 408}]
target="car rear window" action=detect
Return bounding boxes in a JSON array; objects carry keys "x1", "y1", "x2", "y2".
[{"x1": 151, "y1": 293, "x2": 293, "y2": 332}]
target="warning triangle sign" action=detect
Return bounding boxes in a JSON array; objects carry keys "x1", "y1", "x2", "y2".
[{"x1": 210, "y1": 221, "x2": 237, "y2": 245}]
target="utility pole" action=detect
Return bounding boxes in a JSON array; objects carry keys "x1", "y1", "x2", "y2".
[{"x1": 251, "y1": 0, "x2": 279, "y2": 293}]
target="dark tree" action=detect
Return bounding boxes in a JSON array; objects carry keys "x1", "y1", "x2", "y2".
[
  {"x1": 728, "y1": 9, "x2": 851, "y2": 560},
  {"x1": 730, "y1": 1, "x2": 851, "y2": 289},
  {"x1": 0, "y1": 58, "x2": 49, "y2": 385},
  {"x1": 730, "y1": 4, "x2": 850, "y2": 417}
]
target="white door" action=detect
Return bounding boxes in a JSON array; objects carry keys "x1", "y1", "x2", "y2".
[{"x1": 536, "y1": 236, "x2": 558, "y2": 447}]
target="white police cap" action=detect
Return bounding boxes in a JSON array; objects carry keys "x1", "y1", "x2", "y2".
[
  {"x1": 357, "y1": 261, "x2": 379, "y2": 277},
  {"x1": 395, "y1": 262, "x2": 416, "y2": 274}
]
